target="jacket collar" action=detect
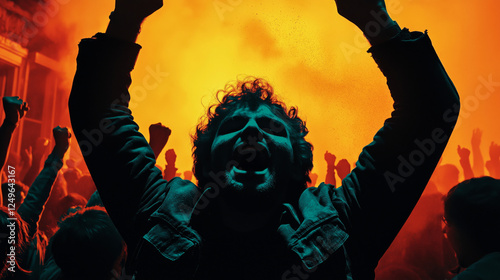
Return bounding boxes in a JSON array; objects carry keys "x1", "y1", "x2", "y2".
[{"x1": 144, "y1": 179, "x2": 349, "y2": 270}]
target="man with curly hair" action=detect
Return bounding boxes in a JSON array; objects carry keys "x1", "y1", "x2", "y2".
[
  {"x1": 69, "y1": 0, "x2": 460, "y2": 279},
  {"x1": 191, "y1": 78, "x2": 313, "y2": 223}
]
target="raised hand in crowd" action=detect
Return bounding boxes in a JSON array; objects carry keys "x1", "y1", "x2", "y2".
[
  {"x1": 457, "y1": 145, "x2": 473, "y2": 180},
  {"x1": 324, "y1": 151, "x2": 336, "y2": 166},
  {"x1": 471, "y1": 128, "x2": 485, "y2": 177},
  {"x1": 336, "y1": 159, "x2": 351, "y2": 181},
  {"x1": 19, "y1": 146, "x2": 33, "y2": 180},
  {"x1": 52, "y1": 126, "x2": 71, "y2": 159},
  {"x1": 3, "y1": 96, "x2": 29, "y2": 125},
  {"x1": 324, "y1": 151, "x2": 337, "y2": 185},
  {"x1": 0, "y1": 96, "x2": 29, "y2": 171},
  {"x1": 0, "y1": 126, "x2": 71, "y2": 279},
  {"x1": 486, "y1": 142, "x2": 500, "y2": 178},
  {"x1": 148, "y1": 122, "x2": 171, "y2": 160},
  {"x1": 23, "y1": 137, "x2": 50, "y2": 187}
]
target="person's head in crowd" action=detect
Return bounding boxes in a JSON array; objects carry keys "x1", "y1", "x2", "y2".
[
  {"x1": 63, "y1": 168, "x2": 82, "y2": 190},
  {"x1": 0, "y1": 206, "x2": 30, "y2": 278},
  {"x1": 87, "y1": 191, "x2": 103, "y2": 207},
  {"x1": 192, "y1": 78, "x2": 313, "y2": 218},
  {"x1": 422, "y1": 180, "x2": 440, "y2": 196},
  {"x1": 45, "y1": 174, "x2": 69, "y2": 210},
  {"x1": 65, "y1": 158, "x2": 77, "y2": 169},
  {"x1": 75, "y1": 158, "x2": 90, "y2": 176},
  {"x1": 54, "y1": 193, "x2": 88, "y2": 223},
  {"x1": 443, "y1": 176, "x2": 500, "y2": 268},
  {"x1": 51, "y1": 206, "x2": 126, "y2": 280},
  {"x1": 1, "y1": 182, "x2": 28, "y2": 209},
  {"x1": 434, "y1": 164, "x2": 459, "y2": 194},
  {"x1": 72, "y1": 175, "x2": 97, "y2": 201}
]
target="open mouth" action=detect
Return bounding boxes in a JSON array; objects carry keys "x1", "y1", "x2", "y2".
[{"x1": 231, "y1": 145, "x2": 270, "y2": 172}]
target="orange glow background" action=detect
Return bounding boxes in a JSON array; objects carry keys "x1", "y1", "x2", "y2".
[{"x1": 49, "y1": 0, "x2": 499, "y2": 189}]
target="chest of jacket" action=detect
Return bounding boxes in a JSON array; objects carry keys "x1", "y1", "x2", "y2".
[{"x1": 132, "y1": 179, "x2": 354, "y2": 279}]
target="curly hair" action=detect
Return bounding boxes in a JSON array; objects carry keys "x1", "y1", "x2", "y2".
[{"x1": 192, "y1": 77, "x2": 313, "y2": 203}]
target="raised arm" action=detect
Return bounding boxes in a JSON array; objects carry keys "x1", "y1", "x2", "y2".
[
  {"x1": 17, "y1": 127, "x2": 70, "y2": 237},
  {"x1": 330, "y1": 0, "x2": 460, "y2": 276},
  {"x1": 148, "y1": 122, "x2": 171, "y2": 160},
  {"x1": 22, "y1": 137, "x2": 49, "y2": 187},
  {"x1": 336, "y1": 158, "x2": 351, "y2": 181},
  {"x1": 0, "y1": 97, "x2": 29, "y2": 170},
  {"x1": 105, "y1": 0, "x2": 163, "y2": 43},
  {"x1": 485, "y1": 142, "x2": 500, "y2": 178},
  {"x1": 458, "y1": 145, "x2": 474, "y2": 180},
  {"x1": 68, "y1": 0, "x2": 168, "y2": 251},
  {"x1": 471, "y1": 128, "x2": 485, "y2": 177},
  {"x1": 324, "y1": 151, "x2": 337, "y2": 186}
]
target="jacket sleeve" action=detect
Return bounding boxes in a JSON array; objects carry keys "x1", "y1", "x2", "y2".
[
  {"x1": 68, "y1": 33, "x2": 169, "y2": 252},
  {"x1": 17, "y1": 152, "x2": 63, "y2": 238},
  {"x1": 335, "y1": 29, "x2": 460, "y2": 273}
]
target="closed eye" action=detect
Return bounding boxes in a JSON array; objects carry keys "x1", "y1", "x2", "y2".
[
  {"x1": 257, "y1": 117, "x2": 287, "y2": 137},
  {"x1": 217, "y1": 116, "x2": 247, "y2": 135}
]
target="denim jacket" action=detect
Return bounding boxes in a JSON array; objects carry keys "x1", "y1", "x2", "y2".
[{"x1": 69, "y1": 28, "x2": 459, "y2": 279}]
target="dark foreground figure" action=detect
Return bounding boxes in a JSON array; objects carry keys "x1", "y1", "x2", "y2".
[
  {"x1": 444, "y1": 177, "x2": 500, "y2": 280},
  {"x1": 69, "y1": 0, "x2": 460, "y2": 279}
]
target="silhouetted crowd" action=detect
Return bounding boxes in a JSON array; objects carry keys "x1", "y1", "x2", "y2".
[
  {"x1": 0, "y1": 97, "x2": 202, "y2": 279},
  {"x1": 322, "y1": 130, "x2": 500, "y2": 280}
]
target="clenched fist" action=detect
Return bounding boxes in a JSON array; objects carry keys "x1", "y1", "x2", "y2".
[
  {"x1": 149, "y1": 122, "x2": 171, "y2": 159},
  {"x1": 113, "y1": 0, "x2": 163, "y2": 23},
  {"x1": 3, "y1": 96, "x2": 29, "y2": 125},
  {"x1": 53, "y1": 126, "x2": 71, "y2": 157},
  {"x1": 333, "y1": 0, "x2": 388, "y2": 28}
]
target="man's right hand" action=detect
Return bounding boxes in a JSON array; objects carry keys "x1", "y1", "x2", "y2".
[
  {"x1": 333, "y1": 0, "x2": 388, "y2": 30},
  {"x1": 113, "y1": 0, "x2": 163, "y2": 24},
  {"x1": 106, "y1": 0, "x2": 163, "y2": 42}
]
